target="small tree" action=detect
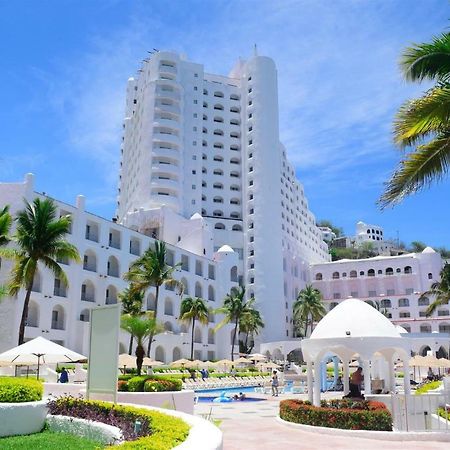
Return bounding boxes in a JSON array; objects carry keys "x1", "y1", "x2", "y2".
[
  {"x1": 179, "y1": 297, "x2": 209, "y2": 361},
  {"x1": 0, "y1": 206, "x2": 12, "y2": 300},
  {"x1": 293, "y1": 285, "x2": 326, "y2": 337},
  {"x1": 120, "y1": 313, "x2": 162, "y2": 375},
  {"x1": 119, "y1": 285, "x2": 144, "y2": 354},
  {"x1": 239, "y1": 308, "x2": 264, "y2": 354},
  {"x1": 424, "y1": 263, "x2": 450, "y2": 316}
]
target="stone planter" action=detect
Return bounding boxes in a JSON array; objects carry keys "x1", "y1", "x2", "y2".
[{"x1": 0, "y1": 400, "x2": 48, "y2": 437}]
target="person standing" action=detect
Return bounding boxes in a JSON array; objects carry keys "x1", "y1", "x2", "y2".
[
  {"x1": 271, "y1": 370, "x2": 279, "y2": 396},
  {"x1": 59, "y1": 367, "x2": 69, "y2": 383},
  {"x1": 349, "y1": 367, "x2": 363, "y2": 397}
]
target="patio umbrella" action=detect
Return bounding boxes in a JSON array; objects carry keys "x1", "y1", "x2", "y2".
[
  {"x1": 257, "y1": 362, "x2": 281, "y2": 370},
  {"x1": 438, "y1": 358, "x2": 450, "y2": 368},
  {"x1": 142, "y1": 357, "x2": 164, "y2": 367},
  {"x1": 118, "y1": 353, "x2": 137, "y2": 369},
  {"x1": 0, "y1": 336, "x2": 86, "y2": 379},
  {"x1": 216, "y1": 359, "x2": 234, "y2": 366},
  {"x1": 234, "y1": 357, "x2": 251, "y2": 365},
  {"x1": 248, "y1": 353, "x2": 267, "y2": 362},
  {"x1": 171, "y1": 358, "x2": 191, "y2": 367}
]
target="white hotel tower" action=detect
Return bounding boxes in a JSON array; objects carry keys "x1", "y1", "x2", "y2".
[{"x1": 117, "y1": 51, "x2": 329, "y2": 343}]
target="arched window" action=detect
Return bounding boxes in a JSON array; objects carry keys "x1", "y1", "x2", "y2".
[
  {"x1": 230, "y1": 198, "x2": 240, "y2": 205},
  {"x1": 420, "y1": 324, "x2": 431, "y2": 333},
  {"x1": 404, "y1": 266, "x2": 412, "y2": 274},
  {"x1": 164, "y1": 321, "x2": 173, "y2": 332},
  {"x1": 428, "y1": 273, "x2": 433, "y2": 279},
  {"x1": 315, "y1": 273, "x2": 323, "y2": 281},
  {"x1": 107, "y1": 256, "x2": 120, "y2": 278},
  {"x1": 230, "y1": 266, "x2": 238, "y2": 282},
  {"x1": 215, "y1": 223, "x2": 225, "y2": 230},
  {"x1": 213, "y1": 196, "x2": 223, "y2": 203},
  {"x1": 26, "y1": 301, "x2": 39, "y2": 328},
  {"x1": 155, "y1": 346, "x2": 166, "y2": 363},
  {"x1": 83, "y1": 250, "x2": 97, "y2": 272},
  {"x1": 105, "y1": 285, "x2": 118, "y2": 304},
  {"x1": 398, "y1": 298, "x2": 409, "y2": 307},
  {"x1": 367, "y1": 269, "x2": 375, "y2": 277},
  {"x1": 380, "y1": 299, "x2": 391, "y2": 308},
  {"x1": 180, "y1": 323, "x2": 188, "y2": 333},
  {"x1": 332, "y1": 272, "x2": 339, "y2": 279},
  {"x1": 147, "y1": 294, "x2": 156, "y2": 311},
  {"x1": 213, "y1": 210, "x2": 223, "y2": 217},
  {"x1": 213, "y1": 182, "x2": 223, "y2": 188},
  {"x1": 194, "y1": 327, "x2": 202, "y2": 343},
  {"x1": 349, "y1": 270, "x2": 357, "y2": 278},
  {"x1": 51, "y1": 305, "x2": 65, "y2": 330},
  {"x1": 81, "y1": 280, "x2": 95, "y2": 302},
  {"x1": 79, "y1": 308, "x2": 90, "y2": 322},
  {"x1": 213, "y1": 129, "x2": 224, "y2": 136},
  {"x1": 195, "y1": 282, "x2": 203, "y2": 298},
  {"x1": 232, "y1": 224, "x2": 242, "y2": 231},
  {"x1": 418, "y1": 296, "x2": 429, "y2": 306},
  {"x1": 172, "y1": 347, "x2": 182, "y2": 362},
  {"x1": 230, "y1": 212, "x2": 240, "y2": 219},
  {"x1": 31, "y1": 270, "x2": 42, "y2": 292},
  {"x1": 164, "y1": 298, "x2": 173, "y2": 316},
  {"x1": 208, "y1": 328, "x2": 215, "y2": 344},
  {"x1": 181, "y1": 278, "x2": 189, "y2": 295},
  {"x1": 213, "y1": 103, "x2": 224, "y2": 110},
  {"x1": 208, "y1": 285, "x2": 215, "y2": 301},
  {"x1": 214, "y1": 91, "x2": 224, "y2": 98},
  {"x1": 386, "y1": 267, "x2": 394, "y2": 276},
  {"x1": 213, "y1": 116, "x2": 224, "y2": 123}
]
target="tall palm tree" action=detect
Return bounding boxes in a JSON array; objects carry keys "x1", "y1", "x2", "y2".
[
  {"x1": 380, "y1": 31, "x2": 450, "y2": 207},
  {"x1": 215, "y1": 286, "x2": 255, "y2": 361},
  {"x1": 366, "y1": 299, "x2": 389, "y2": 318},
  {"x1": 293, "y1": 285, "x2": 326, "y2": 338},
  {"x1": 119, "y1": 285, "x2": 144, "y2": 354},
  {"x1": 1, "y1": 198, "x2": 80, "y2": 344},
  {"x1": 124, "y1": 240, "x2": 181, "y2": 356},
  {"x1": 239, "y1": 308, "x2": 264, "y2": 354},
  {"x1": 120, "y1": 313, "x2": 162, "y2": 375},
  {"x1": 424, "y1": 263, "x2": 450, "y2": 316},
  {"x1": 179, "y1": 296, "x2": 209, "y2": 361}
]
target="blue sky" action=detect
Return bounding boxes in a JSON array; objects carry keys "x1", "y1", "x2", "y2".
[{"x1": 1, "y1": 1, "x2": 449, "y2": 248}]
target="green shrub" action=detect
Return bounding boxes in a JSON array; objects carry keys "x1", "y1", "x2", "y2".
[
  {"x1": 127, "y1": 376, "x2": 150, "y2": 392},
  {"x1": 415, "y1": 381, "x2": 442, "y2": 395},
  {"x1": 279, "y1": 399, "x2": 392, "y2": 431},
  {"x1": 0, "y1": 377, "x2": 43, "y2": 403},
  {"x1": 126, "y1": 375, "x2": 182, "y2": 392},
  {"x1": 118, "y1": 380, "x2": 129, "y2": 392}
]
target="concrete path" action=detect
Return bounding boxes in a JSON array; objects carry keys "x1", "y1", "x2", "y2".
[{"x1": 194, "y1": 393, "x2": 450, "y2": 449}]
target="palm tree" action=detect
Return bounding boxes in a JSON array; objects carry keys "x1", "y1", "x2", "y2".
[
  {"x1": 424, "y1": 263, "x2": 450, "y2": 316},
  {"x1": 0, "y1": 206, "x2": 12, "y2": 300},
  {"x1": 293, "y1": 285, "x2": 326, "y2": 337},
  {"x1": 124, "y1": 240, "x2": 181, "y2": 356},
  {"x1": 239, "y1": 308, "x2": 264, "y2": 354},
  {"x1": 179, "y1": 296, "x2": 209, "y2": 361},
  {"x1": 366, "y1": 299, "x2": 389, "y2": 318},
  {"x1": 120, "y1": 313, "x2": 162, "y2": 375},
  {"x1": 1, "y1": 198, "x2": 79, "y2": 344},
  {"x1": 119, "y1": 285, "x2": 144, "y2": 354},
  {"x1": 215, "y1": 287, "x2": 255, "y2": 361},
  {"x1": 380, "y1": 31, "x2": 450, "y2": 207}
]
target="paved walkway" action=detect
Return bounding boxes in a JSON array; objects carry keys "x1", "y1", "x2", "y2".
[{"x1": 194, "y1": 393, "x2": 450, "y2": 450}]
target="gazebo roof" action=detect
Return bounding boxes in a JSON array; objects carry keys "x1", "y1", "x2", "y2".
[{"x1": 310, "y1": 298, "x2": 401, "y2": 340}]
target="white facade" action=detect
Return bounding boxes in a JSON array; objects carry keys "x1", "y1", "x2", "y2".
[
  {"x1": 355, "y1": 221, "x2": 395, "y2": 255},
  {"x1": 318, "y1": 226, "x2": 336, "y2": 243},
  {"x1": 0, "y1": 174, "x2": 238, "y2": 362},
  {"x1": 311, "y1": 248, "x2": 450, "y2": 349},
  {"x1": 117, "y1": 51, "x2": 329, "y2": 343}
]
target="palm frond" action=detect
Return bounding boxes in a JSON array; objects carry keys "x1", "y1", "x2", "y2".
[{"x1": 379, "y1": 131, "x2": 450, "y2": 208}]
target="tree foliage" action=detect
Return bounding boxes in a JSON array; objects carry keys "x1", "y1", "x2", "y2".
[{"x1": 293, "y1": 285, "x2": 326, "y2": 337}]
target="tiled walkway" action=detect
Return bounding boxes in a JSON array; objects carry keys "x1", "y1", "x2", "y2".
[{"x1": 194, "y1": 393, "x2": 450, "y2": 449}]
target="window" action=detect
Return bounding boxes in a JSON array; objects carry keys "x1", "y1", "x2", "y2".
[
  {"x1": 399, "y1": 311, "x2": 410, "y2": 318},
  {"x1": 428, "y1": 273, "x2": 433, "y2": 279},
  {"x1": 214, "y1": 91, "x2": 224, "y2": 98},
  {"x1": 332, "y1": 272, "x2": 339, "y2": 279},
  {"x1": 333, "y1": 292, "x2": 341, "y2": 300},
  {"x1": 398, "y1": 298, "x2": 409, "y2": 307},
  {"x1": 315, "y1": 273, "x2": 323, "y2": 281},
  {"x1": 368, "y1": 269, "x2": 375, "y2": 277},
  {"x1": 349, "y1": 270, "x2": 357, "y2": 278},
  {"x1": 418, "y1": 296, "x2": 429, "y2": 306}
]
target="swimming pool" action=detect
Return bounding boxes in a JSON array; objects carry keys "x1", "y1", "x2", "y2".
[
  {"x1": 196, "y1": 396, "x2": 266, "y2": 403},
  {"x1": 194, "y1": 381, "x2": 294, "y2": 395}
]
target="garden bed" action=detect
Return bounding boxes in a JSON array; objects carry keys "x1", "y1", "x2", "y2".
[{"x1": 279, "y1": 399, "x2": 392, "y2": 431}]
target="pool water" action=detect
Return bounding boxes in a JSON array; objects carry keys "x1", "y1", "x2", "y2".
[
  {"x1": 194, "y1": 381, "x2": 294, "y2": 395},
  {"x1": 196, "y1": 396, "x2": 266, "y2": 403}
]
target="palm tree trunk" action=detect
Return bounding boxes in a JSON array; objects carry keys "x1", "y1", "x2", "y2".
[
  {"x1": 128, "y1": 335, "x2": 134, "y2": 355},
  {"x1": 135, "y1": 343, "x2": 145, "y2": 376},
  {"x1": 147, "y1": 284, "x2": 160, "y2": 357},
  {"x1": 18, "y1": 282, "x2": 33, "y2": 345},
  {"x1": 231, "y1": 319, "x2": 238, "y2": 361},
  {"x1": 244, "y1": 332, "x2": 249, "y2": 352},
  {"x1": 190, "y1": 318, "x2": 196, "y2": 361}
]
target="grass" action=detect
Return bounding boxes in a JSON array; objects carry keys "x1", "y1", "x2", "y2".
[
  {"x1": 0, "y1": 430, "x2": 104, "y2": 449},
  {"x1": 415, "y1": 380, "x2": 442, "y2": 395}
]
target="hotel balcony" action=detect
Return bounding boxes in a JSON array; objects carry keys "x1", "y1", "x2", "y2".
[{"x1": 153, "y1": 132, "x2": 180, "y2": 146}]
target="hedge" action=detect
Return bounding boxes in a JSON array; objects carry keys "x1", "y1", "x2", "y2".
[
  {"x1": 0, "y1": 377, "x2": 43, "y2": 403},
  {"x1": 124, "y1": 376, "x2": 182, "y2": 393},
  {"x1": 415, "y1": 381, "x2": 442, "y2": 395},
  {"x1": 280, "y1": 399, "x2": 392, "y2": 431},
  {"x1": 47, "y1": 397, "x2": 190, "y2": 449}
]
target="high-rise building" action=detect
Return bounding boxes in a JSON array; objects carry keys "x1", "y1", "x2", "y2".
[{"x1": 117, "y1": 51, "x2": 330, "y2": 343}]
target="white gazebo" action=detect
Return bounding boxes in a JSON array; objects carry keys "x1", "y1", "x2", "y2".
[{"x1": 301, "y1": 298, "x2": 412, "y2": 406}]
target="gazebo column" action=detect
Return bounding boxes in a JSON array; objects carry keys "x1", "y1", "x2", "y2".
[
  {"x1": 403, "y1": 359, "x2": 411, "y2": 395},
  {"x1": 313, "y1": 359, "x2": 321, "y2": 406},
  {"x1": 343, "y1": 359, "x2": 350, "y2": 395},
  {"x1": 363, "y1": 359, "x2": 371, "y2": 395},
  {"x1": 306, "y1": 360, "x2": 313, "y2": 403}
]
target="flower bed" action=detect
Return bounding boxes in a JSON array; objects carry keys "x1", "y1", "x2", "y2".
[
  {"x1": 47, "y1": 397, "x2": 190, "y2": 449},
  {"x1": 279, "y1": 399, "x2": 392, "y2": 431},
  {"x1": 118, "y1": 375, "x2": 182, "y2": 392},
  {"x1": 0, "y1": 377, "x2": 43, "y2": 402}
]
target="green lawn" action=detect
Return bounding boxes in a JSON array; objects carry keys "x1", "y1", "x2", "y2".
[{"x1": 0, "y1": 430, "x2": 105, "y2": 449}]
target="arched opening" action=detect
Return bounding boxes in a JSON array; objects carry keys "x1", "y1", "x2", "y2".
[
  {"x1": 107, "y1": 256, "x2": 120, "y2": 277},
  {"x1": 232, "y1": 224, "x2": 242, "y2": 231},
  {"x1": 173, "y1": 347, "x2": 182, "y2": 361},
  {"x1": 349, "y1": 270, "x2": 357, "y2": 278},
  {"x1": 367, "y1": 269, "x2": 375, "y2": 277},
  {"x1": 418, "y1": 296, "x2": 429, "y2": 306},
  {"x1": 208, "y1": 285, "x2": 215, "y2": 301},
  {"x1": 208, "y1": 328, "x2": 215, "y2": 344},
  {"x1": 404, "y1": 266, "x2": 412, "y2": 274},
  {"x1": 230, "y1": 266, "x2": 238, "y2": 282},
  {"x1": 83, "y1": 250, "x2": 97, "y2": 272},
  {"x1": 105, "y1": 285, "x2": 118, "y2": 304},
  {"x1": 81, "y1": 280, "x2": 95, "y2": 302},
  {"x1": 332, "y1": 272, "x2": 339, "y2": 279},
  {"x1": 437, "y1": 346, "x2": 449, "y2": 359},
  {"x1": 180, "y1": 323, "x2": 188, "y2": 333},
  {"x1": 439, "y1": 323, "x2": 450, "y2": 334},
  {"x1": 398, "y1": 298, "x2": 409, "y2": 307},
  {"x1": 164, "y1": 321, "x2": 173, "y2": 332},
  {"x1": 419, "y1": 324, "x2": 431, "y2": 333},
  {"x1": 155, "y1": 346, "x2": 166, "y2": 363},
  {"x1": 195, "y1": 282, "x2": 203, "y2": 298},
  {"x1": 51, "y1": 305, "x2": 65, "y2": 330},
  {"x1": 79, "y1": 308, "x2": 90, "y2": 322},
  {"x1": 194, "y1": 327, "x2": 202, "y2": 343},
  {"x1": 315, "y1": 273, "x2": 323, "y2": 281},
  {"x1": 164, "y1": 298, "x2": 173, "y2": 316},
  {"x1": 26, "y1": 301, "x2": 39, "y2": 327},
  {"x1": 181, "y1": 278, "x2": 189, "y2": 295},
  {"x1": 215, "y1": 223, "x2": 225, "y2": 230},
  {"x1": 385, "y1": 267, "x2": 394, "y2": 276},
  {"x1": 147, "y1": 293, "x2": 156, "y2": 311},
  {"x1": 31, "y1": 270, "x2": 41, "y2": 292},
  {"x1": 380, "y1": 299, "x2": 391, "y2": 308},
  {"x1": 419, "y1": 345, "x2": 431, "y2": 356}
]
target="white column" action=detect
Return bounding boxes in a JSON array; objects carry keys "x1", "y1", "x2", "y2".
[
  {"x1": 307, "y1": 360, "x2": 313, "y2": 403},
  {"x1": 363, "y1": 359, "x2": 371, "y2": 395},
  {"x1": 403, "y1": 360, "x2": 411, "y2": 395},
  {"x1": 343, "y1": 360, "x2": 350, "y2": 395},
  {"x1": 313, "y1": 359, "x2": 321, "y2": 406}
]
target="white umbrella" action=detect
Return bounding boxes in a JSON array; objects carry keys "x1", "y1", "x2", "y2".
[
  {"x1": 142, "y1": 357, "x2": 164, "y2": 367},
  {"x1": 0, "y1": 336, "x2": 86, "y2": 379},
  {"x1": 248, "y1": 353, "x2": 267, "y2": 362},
  {"x1": 118, "y1": 353, "x2": 137, "y2": 369}
]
